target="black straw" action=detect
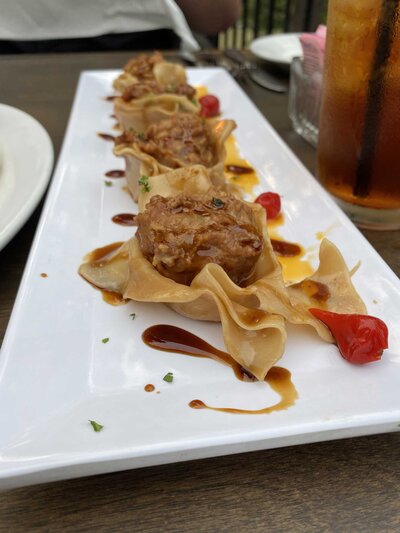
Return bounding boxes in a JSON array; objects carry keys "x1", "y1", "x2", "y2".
[{"x1": 353, "y1": 0, "x2": 400, "y2": 198}]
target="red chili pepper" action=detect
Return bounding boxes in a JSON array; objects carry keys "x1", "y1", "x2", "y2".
[
  {"x1": 199, "y1": 95, "x2": 220, "y2": 118},
  {"x1": 309, "y1": 308, "x2": 388, "y2": 365},
  {"x1": 255, "y1": 192, "x2": 281, "y2": 220}
]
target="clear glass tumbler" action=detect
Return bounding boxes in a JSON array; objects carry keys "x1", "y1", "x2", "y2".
[
  {"x1": 289, "y1": 57, "x2": 323, "y2": 148},
  {"x1": 317, "y1": 0, "x2": 400, "y2": 230}
]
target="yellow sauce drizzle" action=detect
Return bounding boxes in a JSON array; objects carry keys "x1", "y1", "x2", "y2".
[
  {"x1": 275, "y1": 245, "x2": 314, "y2": 283},
  {"x1": 267, "y1": 213, "x2": 284, "y2": 230},
  {"x1": 224, "y1": 135, "x2": 260, "y2": 194},
  {"x1": 267, "y1": 216, "x2": 314, "y2": 283},
  {"x1": 195, "y1": 85, "x2": 208, "y2": 100},
  {"x1": 196, "y1": 86, "x2": 259, "y2": 194},
  {"x1": 196, "y1": 84, "x2": 313, "y2": 283}
]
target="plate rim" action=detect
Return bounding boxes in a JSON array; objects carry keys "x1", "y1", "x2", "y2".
[
  {"x1": 0, "y1": 415, "x2": 396, "y2": 490},
  {"x1": 0, "y1": 103, "x2": 54, "y2": 252}
]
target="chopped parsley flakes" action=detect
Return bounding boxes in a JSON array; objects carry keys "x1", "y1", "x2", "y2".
[
  {"x1": 212, "y1": 197, "x2": 224, "y2": 209},
  {"x1": 139, "y1": 175, "x2": 151, "y2": 193},
  {"x1": 163, "y1": 372, "x2": 174, "y2": 383},
  {"x1": 130, "y1": 313, "x2": 136, "y2": 320},
  {"x1": 102, "y1": 337, "x2": 109, "y2": 344},
  {"x1": 89, "y1": 420, "x2": 104, "y2": 432},
  {"x1": 104, "y1": 180, "x2": 113, "y2": 187},
  {"x1": 137, "y1": 132, "x2": 146, "y2": 141}
]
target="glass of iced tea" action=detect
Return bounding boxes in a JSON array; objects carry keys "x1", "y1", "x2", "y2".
[{"x1": 317, "y1": 0, "x2": 400, "y2": 230}]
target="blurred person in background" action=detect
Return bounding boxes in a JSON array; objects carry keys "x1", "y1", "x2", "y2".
[{"x1": 0, "y1": 0, "x2": 242, "y2": 53}]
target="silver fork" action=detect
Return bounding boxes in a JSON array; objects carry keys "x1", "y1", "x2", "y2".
[{"x1": 178, "y1": 50, "x2": 253, "y2": 84}]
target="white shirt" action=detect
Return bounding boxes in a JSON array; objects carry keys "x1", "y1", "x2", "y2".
[{"x1": 0, "y1": 0, "x2": 199, "y2": 50}]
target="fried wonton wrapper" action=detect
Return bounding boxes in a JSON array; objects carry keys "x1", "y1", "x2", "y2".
[
  {"x1": 80, "y1": 173, "x2": 366, "y2": 379},
  {"x1": 137, "y1": 165, "x2": 219, "y2": 211},
  {"x1": 113, "y1": 52, "x2": 186, "y2": 93},
  {"x1": 114, "y1": 118, "x2": 236, "y2": 202},
  {"x1": 80, "y1": 203, "x2": 287, "y2": 379},
  {"x1": 114, "y1": 93, "x2": 199, "y2": 135}
]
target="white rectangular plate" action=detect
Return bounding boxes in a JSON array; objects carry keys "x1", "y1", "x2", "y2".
[{"x1": 1, "y1": 68, "x2": 399, "y2": 490}]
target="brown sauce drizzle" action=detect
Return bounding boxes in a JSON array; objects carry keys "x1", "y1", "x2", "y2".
[
  {"x1": 189, "y1": 367, "x2": 295, "y2": 414},
  {"x1": 105, "y1": 170, "x2": 125, "y2": 178},
  {"x1": 97, "y1": 132, "x2": 115, "y2": 142},
  {"x1": 144, "y1": 384, "x2": 155, "y2": 392},
  {"x1": 40, "y1": 273, "x2": 48, "y2": 278},
  {"x1": 142, "y1": 324, "x2": 297, "y2": 414},
  {"x1": 80, "y1": 279, "x2": 127, "y2": 306},
  {"x1": 81, "y1": 242, "x2": 128, "y2": 306},
  {"x1": 105, "y1": 95, "x2": 117, "y2": 101},
  {"x1": 296, "y1": 280, "x2": 330, "y2": 303},
  {"x1": 84, "y1": 242, "x2": 124, "y2": 263},
  {"x1": 271, "y1": 239, "x2": 302, "y2": 257},
  {"x1": 225, "y1": 164, "x2": 253, "y2": 174},
  {"x1": 112, "y1": 213, "x2": 137, "y2": 226}
]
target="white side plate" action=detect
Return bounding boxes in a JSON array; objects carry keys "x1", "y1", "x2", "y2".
[
  {"x1": 0, "y1": 104, "x2": 53, "y2": 252},
  {"x1": 250, "y1": 33, "x2": 303, "y2": 65},
  {"x1": 0, "y1": 69, "x2": 399, "y2": 490}
]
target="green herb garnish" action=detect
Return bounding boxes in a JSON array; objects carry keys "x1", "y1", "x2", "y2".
[
  {"x1": 104, "y1": 180, "x2": 113, "y2": 187},
  {"x1": 137, "y1": 132, "x2": 146, "y2": 141},
  {"x1": 212, "y1": 197, "x2": 224, "y2": 209},
  {"x1": 139, "y1": 175, "x2": 151, "y2": 192},
  {"x1": 163, "y1": 372, "x2": 174, "y2": 383},
  {"x1": 89, "y1": 420, "x2": 103, "y2": 432},
  {"x1": 130, "y1": 313, "x2": 136, "y2": 320},
  {"x1": 102, "y1": 337, "x2": 109, "y2": 344}
]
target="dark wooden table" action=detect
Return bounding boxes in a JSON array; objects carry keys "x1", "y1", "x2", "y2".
[{"x1": 0, "y1": 51, "x2": 399, "y2": 532}]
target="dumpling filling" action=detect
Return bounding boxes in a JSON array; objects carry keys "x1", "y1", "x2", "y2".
[
  {"x1": 122, "y1": 81, "x2": 196, "y2": 102},
  {"x1": 136, "y1": 190, "x2": 263, "y2": 286},
  {"x1": 123, "y1": 51, "x2": 163, "y2": 80},
  {"x1": 116, "y1": 114, "x2": 216, "y2": 168}
]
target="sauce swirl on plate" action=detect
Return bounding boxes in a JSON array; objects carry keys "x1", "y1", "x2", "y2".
[{"x1": 142, "y1": 324, "x2": 298, "y2": 414}]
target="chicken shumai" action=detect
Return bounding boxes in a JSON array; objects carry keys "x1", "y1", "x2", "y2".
[{"x1": 136, "y1": 191, "x2": 263, "y2": 286}]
